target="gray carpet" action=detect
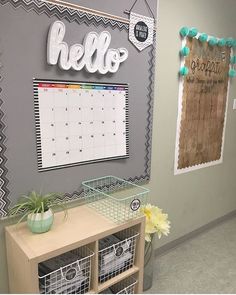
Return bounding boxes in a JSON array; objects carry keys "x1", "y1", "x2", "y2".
[{"x1": 146, "y1": 216, "x2": 236, "y2": 293}]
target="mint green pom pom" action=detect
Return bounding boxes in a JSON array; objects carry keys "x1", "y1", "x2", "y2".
[
  {"x1": 218, "y1": 38, "x2": 226, "y2": 47},
  {"x1": 230, "y1": 56, "x2": 236, "y2": 64},
  {"x1": 229, "y1": 69, "x2": 236, "y2": 77},
  {"x1": 179, "y1": 27, "x2": 189, "y2": 37},
  {"x1": 188, "y1": 27, "x2": 198, "y2": 38},
  {"x1": 208, "y1": 37, "x2": 217, "y2": 46},
  {"x1": 198, "y1": 33, "x2": 208, "y2": 42},
  {"x1": 233, "y1": 39, "x2": 236, "y2": 48},
  {"x1": 180, "y1": 46, "x2": 190, "y2": 56},
  {"x1": 226, "y1": 38, "x2": 234, "y2": 47},
  {"x1": 179, "y1": 66, "x2": 189, "y2": 76}
]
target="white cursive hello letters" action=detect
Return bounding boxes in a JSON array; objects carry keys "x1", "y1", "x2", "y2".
[{"x1": 47, "y1": 21, "x2": 128, "y2": 74}]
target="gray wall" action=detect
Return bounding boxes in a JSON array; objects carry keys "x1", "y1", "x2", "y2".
[
  {"x1": 0, "y1": 0, "x2": 156, "y2": 210},
  {"x1": 1, "y1": 0, "x2": 236, "y2": 292}
]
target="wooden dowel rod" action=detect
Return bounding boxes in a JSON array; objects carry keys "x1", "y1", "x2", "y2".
[{"x1": 43, "y1": 0, "x2": 130, "y2": 24}]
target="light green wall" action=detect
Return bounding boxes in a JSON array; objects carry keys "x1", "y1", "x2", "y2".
[
  {"x1": 1, "y1": 0, "x2": 236, "y2": 292},
  {"x1": 146, "y1": 0, "x2": 236, "y2": 248}
]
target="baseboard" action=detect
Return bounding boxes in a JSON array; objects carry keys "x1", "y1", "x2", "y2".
[{"x1": 155, "y1": 209, "x2": 236, "y2": 257}]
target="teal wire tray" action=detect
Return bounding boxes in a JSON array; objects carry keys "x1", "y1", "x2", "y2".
[{"x1": 82, "y1": 176, "x2": 149, "y2": 223}]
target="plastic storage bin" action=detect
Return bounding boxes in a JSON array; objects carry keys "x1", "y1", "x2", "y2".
[
  {"x1": 98, "y1": 228, "x2": 139, "y2": 283},
  {"x1": 83, "y1": 176, "x2": 149, "y2": 223},
  {"x1": 38, "y1": 246, "x2": 94, "y2": 294}
]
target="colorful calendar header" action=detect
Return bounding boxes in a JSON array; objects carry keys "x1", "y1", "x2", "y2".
[{"x1": 38, "y1": 83, "x2": 127, "y2": 91}]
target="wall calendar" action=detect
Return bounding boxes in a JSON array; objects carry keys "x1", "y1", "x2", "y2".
[{"x1": 33, "y1": 79, "x2": 129, "y2": 171}]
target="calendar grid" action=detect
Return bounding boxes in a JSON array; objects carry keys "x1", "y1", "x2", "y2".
[{"x1": 33, "y1": 79, "x2": 129, "y2": 172}]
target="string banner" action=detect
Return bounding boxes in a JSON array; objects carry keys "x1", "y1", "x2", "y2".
[
  {"x1": 176, "y1": 37, "x2": 231, "y2": 172},
  {"x1": 129, "y1": 12, "x2": 154, "y2": 51}
]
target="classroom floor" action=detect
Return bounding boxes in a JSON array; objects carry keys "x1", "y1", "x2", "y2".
[{"x1": 146, "y1": 215, "x2": 236, "y2": 293}]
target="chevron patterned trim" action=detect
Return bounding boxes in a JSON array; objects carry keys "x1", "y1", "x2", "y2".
[
  {"x1": 0, "y1": 50, "x2": 10, "y2": 218},
  {"x1": 0, "y1": 0, "x2": 129, "y2": 31},
  {"x1": 144, "y1": 38, "x2": 156, "y2": 178}
]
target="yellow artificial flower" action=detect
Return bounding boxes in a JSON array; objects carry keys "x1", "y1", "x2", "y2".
[{"x1": 140, "y1": 203, "x2": 171, "y2": 242}]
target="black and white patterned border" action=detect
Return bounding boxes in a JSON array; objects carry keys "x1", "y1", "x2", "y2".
[
  {"x1": 0, "y1": 0, "x2": 129, "y2": 31},
  {"x1": 0, "y1": 48, "x2": 10, "y2": 217},
  {"x1": 0, "y1": 0, "x2": 156, "y2": 210}
]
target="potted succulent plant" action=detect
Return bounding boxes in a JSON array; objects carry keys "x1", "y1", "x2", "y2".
[{"x1": 9, "y1": 191, "x2": 67, "y2": 234}]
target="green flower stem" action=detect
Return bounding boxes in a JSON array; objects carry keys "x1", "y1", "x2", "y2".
[{"x1": 144, "y1": 234, "x2": 154, "y2": 267}]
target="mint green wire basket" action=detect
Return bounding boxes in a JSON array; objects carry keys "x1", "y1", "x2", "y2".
[{"x1": 82, "y1": 176, "x2": 149, "y2": 223}]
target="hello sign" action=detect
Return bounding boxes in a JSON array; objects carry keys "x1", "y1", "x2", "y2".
[{"x1": 47, "y1": 21, "x2": 129, "y2": 74}]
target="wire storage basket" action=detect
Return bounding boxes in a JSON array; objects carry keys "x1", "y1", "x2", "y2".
[
  {"x1": 100, "y1": 276, "x2": 138, "y2": 294},
  {"x1": 113, "y1": 276, "x2": 138, "y2": 294},
  {"x1": 98, "y1": 228, "x2": 139, "y2": 283},
  {"x1": 83, "y1": 176, "x2": 149, "y2": 223},
  {"x1": 38, "y1": 246, "x2": 94, "y2": 294}
]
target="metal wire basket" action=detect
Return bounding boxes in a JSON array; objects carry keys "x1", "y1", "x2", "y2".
[
  {"x1": 100, "y1": 276, "x2": 138, "y2": 294},
  {"x1": 83, "y1": 176, "x2": 149, "y2": 223},
  {"x1": 98, "y1": 228, "x2": 139, "y2": 283},
  {"x1": 113, "y1": 276, "x2": 138, "y2": 294},
  {"x1": 38, "y1": 246, "x2": 94, "y2": 294}
]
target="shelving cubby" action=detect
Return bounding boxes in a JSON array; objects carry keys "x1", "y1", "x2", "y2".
[{"x1": 5, "y1": 204, "x2": 145, "y2": 294}]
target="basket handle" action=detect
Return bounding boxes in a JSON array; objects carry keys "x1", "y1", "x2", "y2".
[
  {"x1": 77, "y1": 261, "x2": 81, "y2": 271},
  {"x1": 125, "y1": 239, "x2": 130, "y2": 248}
]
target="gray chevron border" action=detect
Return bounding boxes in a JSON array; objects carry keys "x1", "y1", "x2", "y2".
[
  {"x1": 0, "y1": 0, "x2": 155, "y2": 212},
  {"x1": 0, "y1": 50, "x2": 10, "y2": 218},
  {"x1": 0, "y1": 0, "x2": 129, "y2": 31}
]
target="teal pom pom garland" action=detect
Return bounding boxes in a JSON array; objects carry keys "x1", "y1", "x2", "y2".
[
  {"x1": 229, "y1": 69, "x2": 236, "y2": 77},
  {"x1": 198, "y1": 33, "x2": 208, "y2": 42},
  {"x1": 179, "y1": 27, "x2": 189, "y2": 38},
  {"x1": 178, "y1": 28, "x2": 235, "y2": 77},
  {"x1": 180, "y1": 46, "x2": 190, "y2": 56},
  {"x1": 218, "y1": 38, "x2": 226, "y2": 47},
  {"x1": 230, "y1": 56, "x2": 236, "y2": 64},
  {"x1": 208, "y1": 37, "x2": 218, "y2": 46},
  {"x1": 179, "y1": 66, "x2": 189, "y2": 76},
  {"x1": 233, "y1": 39, "x2": 236, "y2": 48},
  {"x1": 188, "y1": 27, "x2": 198, "y2": 38},
  {"x1": 226, "y1": 38, "x2": 234, "y2": 47}
]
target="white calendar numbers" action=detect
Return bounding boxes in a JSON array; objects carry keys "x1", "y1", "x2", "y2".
[{"x1": 33, "y1": 80, "x2": 129, "y2": 171}]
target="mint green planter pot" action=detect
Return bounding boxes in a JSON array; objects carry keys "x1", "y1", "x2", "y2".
[{"x1": 27, "y1": 209, "x2": 54, "y2": 234}]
